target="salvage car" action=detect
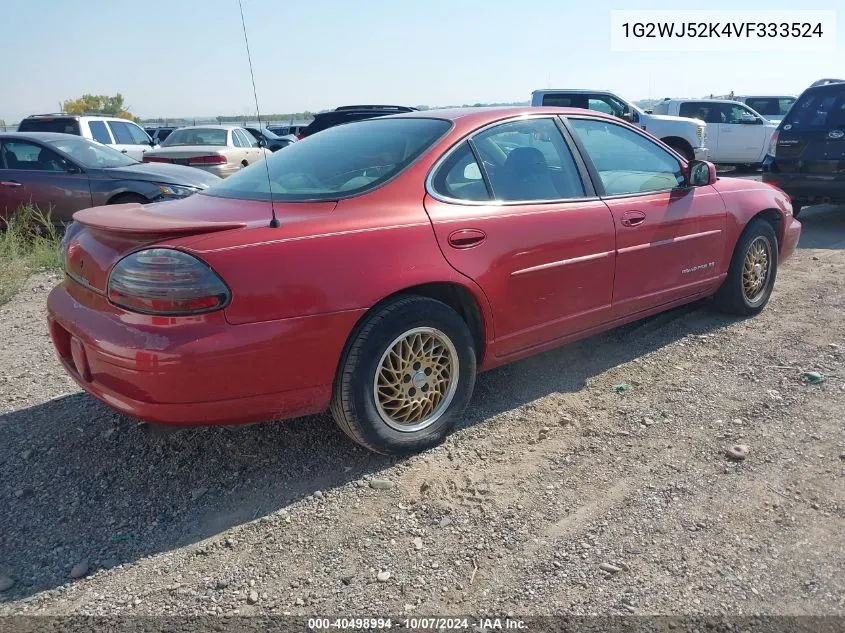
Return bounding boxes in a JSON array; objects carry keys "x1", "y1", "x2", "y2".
[
  {"x1": 142, "y1": 125, "x2": 271, "y2": 177},
  {"x1": 48, "y1": 107, "x2": 800, "y2": 454},
  {"x1": 0, "y1": 132, "x2": 219, "y2": 222}
]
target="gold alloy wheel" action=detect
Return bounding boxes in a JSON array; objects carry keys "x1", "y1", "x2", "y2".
[
  {"x1": 742, "y1": 236, "x2": 771, "y2": 302},
  {"x1": 373, "y1": 327, "x2": 459, "y2": 432}
]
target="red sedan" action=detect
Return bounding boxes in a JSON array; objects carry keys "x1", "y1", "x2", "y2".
[{"x1": 48, "y1": 107, "x2": 801, "y2": 454}]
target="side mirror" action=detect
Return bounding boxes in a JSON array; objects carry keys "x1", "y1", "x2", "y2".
[
  {"x1": 687, "y1": 160, "x2": 716, "y2": 187},
  {"x1": 66, "y1": 163, "x2": 82, "y2": 175},
  {"x1": 622, "y1": 111, "x2": 634, "y2": 122},
  {"x1": 740, "y1": 115, "x2": 762, "y2": 125},
  {"x1": 257, "y1": 138, "x2": 267, "y2": 148}
]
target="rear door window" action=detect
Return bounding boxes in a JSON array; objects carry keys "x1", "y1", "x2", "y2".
[
  {"x1": 679, "y1": 102, "x2": 721, "y2": 123},
  {"x1": 472, "y1": 118, "x2": 585, "y2": 201},
  {"x1": 783, "y1": 90, "x2": 845, "y2": 130},
  {"x1": 1, "y1": 141, "x2": 70, "y2": 171},
  {"x1": 88, "y1": 120, "x2": 113, "y2": 144}
]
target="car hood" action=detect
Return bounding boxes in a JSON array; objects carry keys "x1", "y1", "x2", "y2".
[
  {"x1": 93, "y1": 163, "x2": 222, "y2": 187},
  {"x1": 647, "y1": 113, "x2": 705, "y2": 126}
]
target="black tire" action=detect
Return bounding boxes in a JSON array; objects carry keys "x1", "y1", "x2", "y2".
[
  {"x1": 713, "y1": 219, "x2": 778, "y2": 316},
  {"x1": 108, "y1": 193, "x2": 148, "y2": 205},
  {"x1": 665, "y1": 140, "x2": 694, "y2": 162},
  {"x1": 330, "y1": 296, "x2": 477, "y2": 455},
  {"x1": 791, "y1": 202, "x2": 803, "y2": 218}
]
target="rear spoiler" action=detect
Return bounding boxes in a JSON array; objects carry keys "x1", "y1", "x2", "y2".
[
  {"x1": 809, "y1": 78, "x2": 845, "y2": 88},
  {"x1": 73, "y1": 204, "x2": 247, "y2": 235}
]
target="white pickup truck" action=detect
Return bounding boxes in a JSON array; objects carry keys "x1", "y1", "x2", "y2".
[
  {"x1": 530, "y1": 89, "x2": 707, "y2": 162},
  {"x1": 651, "y1": 99, "x2": 778, "y2": 169}
]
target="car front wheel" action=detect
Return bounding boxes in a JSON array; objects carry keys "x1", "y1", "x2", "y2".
[
  {"x1": 331, "y1": 296, "x2": 476, "y2": 455},
  {"x1": 713, "y1": 219, "x2": 778, "y2": 316}
]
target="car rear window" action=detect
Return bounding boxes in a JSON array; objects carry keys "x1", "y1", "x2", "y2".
[
  {"x1": 204, "y1": 118, "x2": 451, "y2": 202},
  {"x1": 745, "y1": 97, "x2": 795, "y2": 117},
  {"x1": 17, "y1": 117, "x2": 81, "y2": 135},
  {"x1": 783, "y1": 89, "x2": 845, "y2": 130}
]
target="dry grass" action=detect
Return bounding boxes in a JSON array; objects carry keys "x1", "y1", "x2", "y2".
[{"x1": 0, "y1": 205, "x2": 62, "y2": 305}]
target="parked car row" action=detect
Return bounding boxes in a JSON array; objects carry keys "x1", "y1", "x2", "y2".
[{"x1": 6, "y1": 79, "x2": 843, "y2": 226}]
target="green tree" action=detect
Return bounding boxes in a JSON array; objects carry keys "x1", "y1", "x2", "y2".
[{"x1": 62, "y1": 93, "x2": 137, "y2": 121}]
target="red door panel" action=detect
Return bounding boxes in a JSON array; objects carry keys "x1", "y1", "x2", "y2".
[
  {"x1": 606, "y1": 186, "x2": 726, "y2": 317},
  {"x1": 424, "y1": 194, "x2": 616, "y2": 357}
]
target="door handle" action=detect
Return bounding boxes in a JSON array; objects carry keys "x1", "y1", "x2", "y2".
[
  {"x1": 448, "y1": 228, "x2": 486, "y2": 249},
  {"x1": 620, "y1": 211, "x2": 646, "y2": 227},
  {"x1": 121, "y1": 149, "x2": 128, "y2": 154},
  {"x1": 1, "y1": 181, "x2": 22, "y2": 187}
]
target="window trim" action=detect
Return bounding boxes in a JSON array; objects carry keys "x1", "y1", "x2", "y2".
[
  {"x1": 561, "y1": 114, "x2": 689, "y2": 200},
  {"x1": 425, "y1": 114, "x2": 598, "y2": 207}
]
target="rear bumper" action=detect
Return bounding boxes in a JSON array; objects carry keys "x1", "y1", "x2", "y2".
[
  {"x1": 762, "y1": 163, "x2": 845, "y2": 205},
  {"x1": 47, "y1": 279, "x2": 364, "y2": 426}
]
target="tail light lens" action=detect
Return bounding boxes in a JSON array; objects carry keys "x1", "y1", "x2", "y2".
[
  {"x1": 108, "y1": 248, "x2": 230, "y2": 315},
  {"x1": 295, "y1": 133, "x2": 304, "y2": 140},
  {"x1": 143, "y1": 156, "x2": 172, "y2": 163},
  {"x1": 189, "y1": 154, "x2": 227, "y2": 165},
  {"x1": 767, "y1": 130, "x2": 779, "y2": 157}
]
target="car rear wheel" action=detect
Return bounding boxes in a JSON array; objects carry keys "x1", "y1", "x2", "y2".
[
  {"x1": 331, "y1": 296, "x2": 476, "y2": 455},
  {"x1": 713, "y1": 219, "x2": 778, "y2": 316}
]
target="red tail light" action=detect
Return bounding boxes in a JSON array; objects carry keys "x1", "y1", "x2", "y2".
[
  {"x1": 143, "y1": 156, "x2": 172, "y2": 163},
  {"x1": 108, "y1": 248, "x2": 231, "y2": 315},
  {"x1": 188, "y1": 154, "x2": 227, "y2": 165},
  {"x1": 767, "y1": 130, "x2": 779, "y2": 157},
  {"x1": 295, "y1": 133, "x2": 304, "y2": 140}
]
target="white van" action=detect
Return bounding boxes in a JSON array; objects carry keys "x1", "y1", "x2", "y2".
[{"x1": 17, "y1": 114, "x2": 156, "y2": 160}]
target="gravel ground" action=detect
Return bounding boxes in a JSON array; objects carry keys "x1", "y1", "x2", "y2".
[{"x1": 0, "y1": 198, "x2": 843, "y2": 617}]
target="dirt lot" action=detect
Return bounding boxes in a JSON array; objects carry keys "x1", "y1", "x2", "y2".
[{"x1": 1, "y1": 192, "x2": 843, "y2": 617}]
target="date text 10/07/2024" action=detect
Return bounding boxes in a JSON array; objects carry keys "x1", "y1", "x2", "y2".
[{"x1": 307, "y1": 617, "x2": 529, "y2": 630}]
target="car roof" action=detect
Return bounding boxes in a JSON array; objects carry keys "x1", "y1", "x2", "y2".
[
  {"x1": 169, "y1": 124, "x2": 236, "y2": 131},
  {"x1": 0, "y1": 131, "x2": 87, "y2": 142},
  {"x1": 386, "y1": 106, "x2": 621, "y2": 126},
  {"x1": 665, "y1": 98, "x2": 747, "y2": 105}
]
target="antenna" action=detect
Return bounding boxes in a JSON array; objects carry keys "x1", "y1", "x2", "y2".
[{"x1": 238, "y1": 0, "x2": 280, "y2": 228}]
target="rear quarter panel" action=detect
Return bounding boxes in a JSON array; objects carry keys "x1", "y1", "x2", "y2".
[{"x1": 712, "y1": 177, "x2": 792, "y2": 268}]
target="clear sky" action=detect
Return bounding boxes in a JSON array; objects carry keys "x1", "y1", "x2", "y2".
[{"x1": 1, "y1": 0, "x2": 841, "y2": 122}]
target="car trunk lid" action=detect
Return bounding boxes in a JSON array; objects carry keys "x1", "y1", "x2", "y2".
[{"x1": 64, "y1": 196, "x2": 336, "y2": 295}]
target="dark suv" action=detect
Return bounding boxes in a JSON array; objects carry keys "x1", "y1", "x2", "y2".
[
  {"x1": 763, "y1": 78, "x2": 845, "y2": 217},
  {"x1": 298, "y1": 105, "x2": 417, "y2": 139}
]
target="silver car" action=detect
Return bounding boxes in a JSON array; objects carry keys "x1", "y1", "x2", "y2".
[{"x1": 142, "y1": 125, "x2": 271, "y2": 177}]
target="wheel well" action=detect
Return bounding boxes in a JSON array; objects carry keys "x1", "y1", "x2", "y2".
[
  {"x1": 107, "y1": 192, "x2": 146, "y2": 205},
  {"x1": 749, "y1": 209, "x2": 782, "y2": 249},
  {"x1": 661, "y1": 136, "x2": 693, "y2": 157},
  {"x1": 241, "y1": 160, "x2": 249, "y2": 167},
  {"x1": 344, "y1": 283, "x2": 486, "y2": 367}
]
